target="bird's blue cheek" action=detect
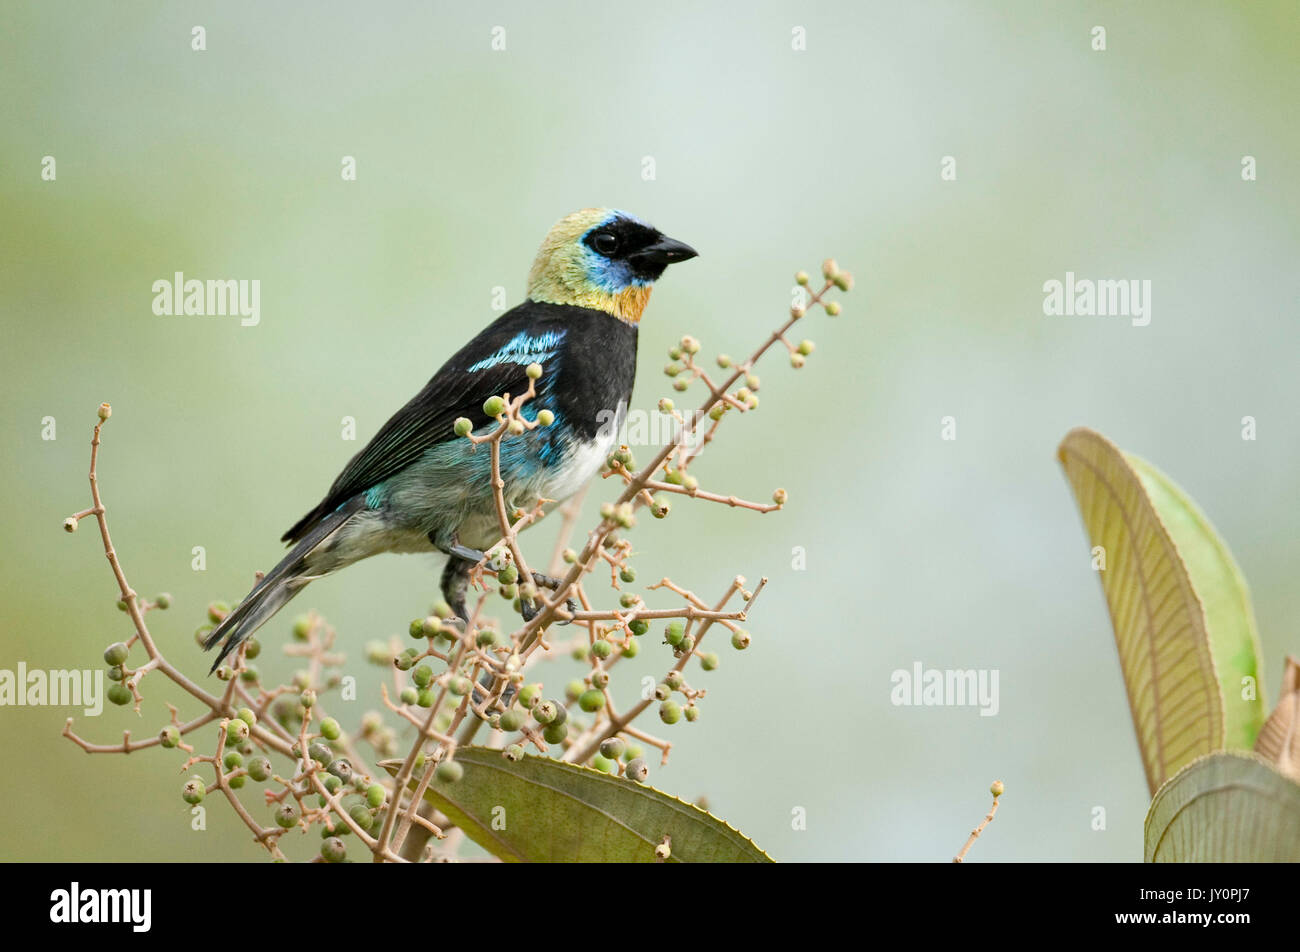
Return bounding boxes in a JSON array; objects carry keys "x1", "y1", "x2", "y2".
[{"x1": 583, "y1": 249, "x2": 647, "y2": 293}]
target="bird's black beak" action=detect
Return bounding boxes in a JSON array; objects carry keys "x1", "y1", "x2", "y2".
[{"x1": 630, "y1": 235, "x2": 699, "y2": 270}]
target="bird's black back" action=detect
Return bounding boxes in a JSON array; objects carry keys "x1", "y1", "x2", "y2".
[{"x1": 282, "y1": 301, "x2": 638, "y2": 544}]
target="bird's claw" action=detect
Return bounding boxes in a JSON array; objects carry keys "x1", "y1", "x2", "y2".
[{"x1": 521, "y1": 571, "x2": 578, "y2": 624}]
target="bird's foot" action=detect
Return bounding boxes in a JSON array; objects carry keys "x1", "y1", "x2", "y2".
[
  {"x1": 471, "y1": 672, "x2": 518, "y2": 709},
  {"x1": 518, "y1": 590, "x2": 578, "y2": 625}
]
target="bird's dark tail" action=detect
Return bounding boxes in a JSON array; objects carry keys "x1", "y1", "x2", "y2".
[{"x1": 203, "y1": 498, "x2": 363, "y2": 673}]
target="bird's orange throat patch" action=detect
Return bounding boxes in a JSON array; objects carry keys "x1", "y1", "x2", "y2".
[{"x1": 612, "y1": 285, "x2": 653, "y2": 324}]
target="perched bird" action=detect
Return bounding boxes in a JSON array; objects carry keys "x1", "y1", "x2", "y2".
[{"x1": 204, "y1": 208, "x2": 697, "y2": 672}]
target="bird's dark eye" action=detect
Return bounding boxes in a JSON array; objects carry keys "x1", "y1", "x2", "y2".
[{"x1": 591, "y1": 232, "x2": 619, "y2": 255}]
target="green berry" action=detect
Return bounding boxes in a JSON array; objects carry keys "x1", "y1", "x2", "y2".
[
  {"x1": 106, "y1": 665, "x2": 124, "y2": 681},
  {"x1": 533, "y1": 701, "x2": 558, "y2": 725},
  {"x1": 248, "y1": 757, "x2": 272, "y2": 782},
  {"x1": 349, "y1": 804, "x2": 374, "y2": 831},
  {"x1": 227, "y1": 718, "x2": 250, "y2": 743},
  {"x1": 158, "y1": 725, "x2": 180, "y2": 748},
  {"x1": 366, "y1": 783, "x2": 386, "y2": 808},
  {"x1": 664, "y1": 671, "x2": 684, "y2": 690},
  {"x1": 664, "y1": 621, "x2": 685, "y2": 647},
  {"x1": 453, "y1": 417, "x2": 473, "y2": 437},
  {"x1": 223, "y1": 751, "x2": 243, "y2": 770},
  {"x1": 684, "y1": 706, "x2": 700, "y2": 722},
  {"x1": 504, "y1": 744, "x2": 525, "y2": 762},
  {"x1": 412, "y1": 664, "x2": 434, "y2": 688},
  {"x1": 625, "y1": 758, "x2": 649, "y2": 783},
  {"x1": 731, "y1": 630, "x2": 751, "y2": 650},
  {"x1": 448, "y1": 676, "x2": 472, "y2": 696},
  {"x1": 537, "y1": 409, "x2": 555, "y2": 427},
  {"x1": 825, "y1": 301, "x2": 841, "y2": 316},
  {"x1": 542, "y1": 722, "x2": 568, "y2": 745},
  {"x1": 399, "y1": 686, "x2": 418, "y2": 705},
  {"x1": 292, "y1": 615, "x2": 312, "y2": 640},
  {"x1": 659, "y1": 701, "x2": 682, "y2": 725},
  {"x1": 476, "y1": 629, "x2": 498, "y2": 648},
  {"x1": 578, "y1": 689, "x2": 606, "y2": 713},
  {"x1": 320, "y1": 837, "x2": 346, "y2": 863},
  {"x1": 436, "y1": 760, "x2": 464, "y2": 783},
  {"x1": 243, "y1": 638, "x2": 261, "y2": 660},
  {"x1": 483, "y1": 395, "x2": 506, "y2": 417},
  {"x1": 621, "y1": 637, "x2": 639, "y2": 659},
  {"x1": 518, "y1": 683, "x2": 543, "y2": 708},
  {"x1": 320, "y1": 717, "x2": 341, "y2": 741},
  {"x1": 416, "y1": 688, "x2": 436, "y2": 708},
  {"x1": 699, "y1": 652, "x2": 719, "y2": 671},
  {"x1": 619, "y1": 567, "x2": 636, "y2": 583},
  {"x1": 498, "y1": 709, "x2": 523, "y2": 732},
  {"x1": 107, "y1": 684, "x2": 131, "y2": 706},
  {"x1": 181, "y1": 778, "x2": 205, "y2": 804},
  {"x1": 592, "y1": 754, "x2": 615, "y2": 774},
  {"x1": 237, "y1": 707, "x2": 257, "y2": 727},
  {"x1": 599, "y1": 737, "x2": 626, "y2": 760},
  {"x1": 309, "y1": 741, "x2": 332, "y2": 764},
  {"x1": 654, "y1": 683, "x2": 671, "y2": 701},
  {"x1": 795, "y1": 270, "x2": 810, "y2": 286},
  {"x1": 155, "y1": 592, "x2": 172, "y2": 609},
  {"x1": 629, "y1": 619, "x2": 649, "y2": 637},
  {"x1": 103, "y1": 642, "x2": 129, "y2": 666},
  {"x1": 590, "y1": 640, "x2": 613, "y2": 661}
]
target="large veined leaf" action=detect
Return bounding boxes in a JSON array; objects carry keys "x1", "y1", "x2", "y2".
[
  {"x1": 1254, "y1": 656, "x2": 1300, "y2": 780},
  {"x1": 1126, "y1": 454, "x2": 1265, "y2": 749},
  {"x1": 1145, "y1": 751, "x2": 1300, "y2": 861},
  {"x1": 382, "y1": 748, "x2": 773, "y2": 863},
  {"x1": 1058, "y1": 429, "x2": 1229, "y2": 793}
]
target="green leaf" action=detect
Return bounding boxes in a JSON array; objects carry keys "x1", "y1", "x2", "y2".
[
  {"x1": 380, "y1": 747, "x2": 774, "y2": 863},
  {"x1": 1058, "y1": 428, "x2": 1225, "y2": 793},
  {"x1": 1146, "y1": 751, "x2": 1300, "y2": 861},
  {"x1": 1126, "y1": 453, "x2": 1265, "y2": 750}
]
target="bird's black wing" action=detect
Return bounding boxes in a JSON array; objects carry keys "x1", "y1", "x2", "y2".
[{"x1": 282, "y1": 304, "x2": 568, "y2": 544}]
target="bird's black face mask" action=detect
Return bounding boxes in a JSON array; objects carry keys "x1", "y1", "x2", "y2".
[{"x1": 584, "y1": 218, "x2": 698, "y2": 283}]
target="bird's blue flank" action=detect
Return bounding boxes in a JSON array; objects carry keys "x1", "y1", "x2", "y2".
[
  {"x1": 362, "y1": 371, "x2": 565, "y2": 519},
  {"x1": 467, "y1": 330, "x2": 565, "y2": 373}
]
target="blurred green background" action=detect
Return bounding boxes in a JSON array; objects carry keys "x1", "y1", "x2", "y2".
[{"x1": 2, "y1": 1, "x2": 1297, "y2": 862}]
